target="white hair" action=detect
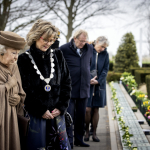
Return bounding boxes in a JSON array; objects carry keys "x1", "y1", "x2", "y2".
[
  {"x1": 0, "y1": 44, "x2": 7, "y2": 54},
  {"x1": 96, "y1": 36, "x2": 109, "y2": 46}
]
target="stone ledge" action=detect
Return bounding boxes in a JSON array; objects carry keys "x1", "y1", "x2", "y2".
[{"x1": 107, "y1": 84, "x2": 121, "y2": 150}]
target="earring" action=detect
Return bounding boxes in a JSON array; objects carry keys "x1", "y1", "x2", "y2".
[{"x1": 1, "y1": 53, "x2": 4, "y2": 56}]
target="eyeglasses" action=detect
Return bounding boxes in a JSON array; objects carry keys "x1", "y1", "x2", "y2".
[
  {"x1": 40, "y1": 37, "x2": 54, "y2": 44},
  {"x1": 77, "y1": 38, "x2": 87, "y2": 44}
]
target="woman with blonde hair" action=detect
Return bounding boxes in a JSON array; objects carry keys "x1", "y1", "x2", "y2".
[
  {"x1": 0, "y1": 31, "x2": 26, "y2": 150},
  {"x1": 84, "y1": 36, "x2": 109, "y2": 142},
  {"x1": 17, "y1": 19, "x2": 72, "y2": 150}
]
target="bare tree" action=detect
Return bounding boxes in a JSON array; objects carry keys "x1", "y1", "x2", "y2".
[
  {"x1": 44, "y1": 0, "x2": 121, "y2": 42},
  {"x1": 0, "y1": 0, "x2": 58, "y2": 32}
]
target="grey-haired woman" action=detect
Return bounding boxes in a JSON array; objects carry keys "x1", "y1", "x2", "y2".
[
  {"x1": 84, "y1": 36, "x2": 109, "y2": 142},
  {"x1": 0, "y1": 31, "x2": 26, "y2": 150}
]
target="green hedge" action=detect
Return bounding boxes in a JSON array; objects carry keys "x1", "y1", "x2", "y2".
[
  {"x1": 106, "y1": 71, "x2": 122, "y2": 82},
  {"x1": 129, "y1": 67, "x2": 150, "y2": 76},
  {"x1": 109, "y1": 61, "x2": 114, "y2": 71},
  {"x1": 146, "y1": 75, "x2": 150, "y2": 99},
  {"x1": 135, "y1": 70, "x2": 150, "y2": 85}
]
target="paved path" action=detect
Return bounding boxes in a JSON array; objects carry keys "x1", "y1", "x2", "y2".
[{"x1": 73, "y1": 107, "x2": 111, "y2": 150}]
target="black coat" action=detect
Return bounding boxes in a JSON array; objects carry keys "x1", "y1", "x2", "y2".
[
  {"x1": 17, "y1": 44, "x2": 71, "y2": 117},
  {"x1": 60, "y1": 39, "x2": 93, "y2": 98}
]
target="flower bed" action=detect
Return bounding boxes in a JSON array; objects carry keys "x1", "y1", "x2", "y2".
[
  {"x1": 110, "y1": 82, "x2": 137, "y2": 150},
  {"x1": 120, "y1": 72, "x2": 150, "y2": 125}
]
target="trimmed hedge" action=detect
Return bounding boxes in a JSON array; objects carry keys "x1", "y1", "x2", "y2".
[
  {"x1": 129, "y1": 67, "x2": 140, "y2": 76},
  {"x1": 146, "y1": 75, "x2": 150, "y2": 99},
  {"x1": 129, "y1": 67, "x2": 150, "y2": 76},
  {"x1": 135, "y1": 70, "x2": 150, "y2": 85},
  {"x1": 106, "y1": 71, "x2": 122, "y2": 82}
]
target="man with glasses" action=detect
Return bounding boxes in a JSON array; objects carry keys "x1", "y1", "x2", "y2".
[{"x1": 60, "y1": 29, "x2": 93, "y2": 149}]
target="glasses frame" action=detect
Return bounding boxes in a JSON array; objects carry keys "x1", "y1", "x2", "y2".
[
  {"x1": 77, "y1": 38, "x2": 87, "y2": 44},
  {"x1": 40, "y1": 37, "x2": 55, "y2": 44}
]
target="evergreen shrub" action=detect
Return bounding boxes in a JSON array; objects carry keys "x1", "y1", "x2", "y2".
[
  {"x1": 106, "y1": 71, "x2": 122, "y2": 82},
  {"x1": 109, "y1": 60, "x2": 114, "y2": 71},
  {"x1": 146, "y1": 75, "x2": 150, "y2": 99},
  {"x1": 130, "y1": 67, "x2": 150, "y2": 76},
  {"x1": 114, "y1": 32, "x2": 139, "y2": 73},
  {"x1": 135, "y1": 70, "x2": 150, "y2": 85}
]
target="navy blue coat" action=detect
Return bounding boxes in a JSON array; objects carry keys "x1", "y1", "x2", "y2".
[
  {"x1": 87, "y1": 46, "x2": 109, "y2": 107},
  {"x1": 60, "y1": 39, "x2": 93, "y2": 98}
]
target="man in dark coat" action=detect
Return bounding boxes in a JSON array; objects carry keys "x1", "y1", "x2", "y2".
[{"x1": 60, "y1": 29, "x2": 93, "y2": 148}]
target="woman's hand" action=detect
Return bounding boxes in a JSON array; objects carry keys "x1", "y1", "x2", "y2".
[
  {"x1": 90, "y1": 76, "x2": 98, "y2": 85},
  {"x1": 9, "y1": 94, "x2": 20, "y2": 106},
  {"x1": 51, "y1": 108, "x2": 61, "y2": 117},
  {"x1": 42, "y1": 110, "x2": 54, "y2": 119}
]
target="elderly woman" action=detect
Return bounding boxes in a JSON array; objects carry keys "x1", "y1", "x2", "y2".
[
  {"x1": 0, "y1": 31, "x2": 26, "y2": 150},
  {"x1": 84, "y1": 36, "x2": 109, "y2": 142},
  {"x1": 17, "y1": 19, "x2": 72, "y2": 150}
]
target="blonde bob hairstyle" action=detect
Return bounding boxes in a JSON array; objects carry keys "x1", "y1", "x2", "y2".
[
  {"x1": 0, "y1": 44, "x2": 7, "y2": 54},
  {"x1": 73, "y1": 29, "x2": 89, "y2": 40},
  {"x1": 26, "y1": 19, "x2": 59, "y2": 46},
  {"x1": 95, "y1": 36, "x2": 109, "y2": 47}
]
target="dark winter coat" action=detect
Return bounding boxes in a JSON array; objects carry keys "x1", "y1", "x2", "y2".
[
  {"x1": 87, "y1": 46, "x2": 109, "y2": 107},
  {"x1": 17, "y1": 44, "x2": 71, "y2": 117},
  {"x1": 60, "y1": 39, "x2": 93, "y2": 98}
]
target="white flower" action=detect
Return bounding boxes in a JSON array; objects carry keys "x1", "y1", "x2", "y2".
[
  {"x1": 130, "y1": 90, "x2": 136, "y2": 95},
  {"x1": 120, "y1": 77, "x2": 124, "y2": 80}
]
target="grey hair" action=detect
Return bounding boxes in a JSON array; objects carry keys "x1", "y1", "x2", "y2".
[
  {"x1": 96, "y1": 36, "x2": 109, "y2": 47},
  {"x1": 73, "y1": 29, "x2": 89, "y2": 40},
  {"x1": 0, "y1": 44, "x2": 7, "y2": 54}
]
